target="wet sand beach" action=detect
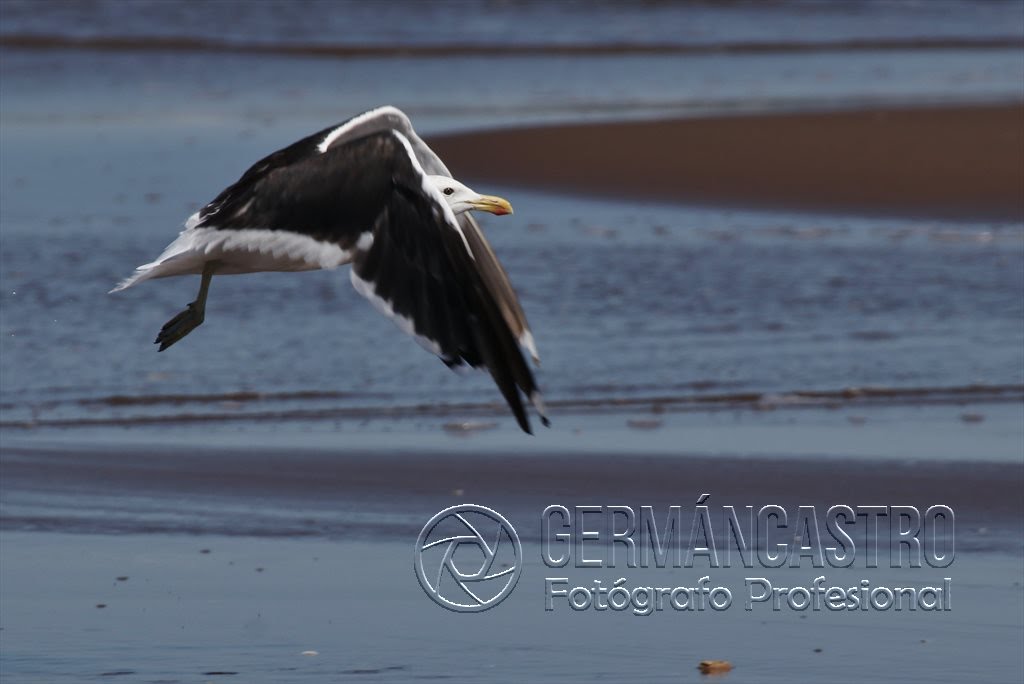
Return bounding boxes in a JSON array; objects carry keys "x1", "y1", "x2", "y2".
[
  {"x1": 3, "y1": 530, "x2": 1018, "y2": 684},
  {"x1": 3, "y1": 435, "x2": 1023, "y2": 683},
  {"x1": 431, "y1": 104, "x2": 1024, "y2": 221},
  {"x1": 3, "y1": 440, "x2": 1023, "y2": 544}
]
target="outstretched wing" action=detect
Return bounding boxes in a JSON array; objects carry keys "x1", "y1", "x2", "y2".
[
  {"x1": 109, "y1": 119, "x2": 401, "y2": 290},
  {"x1": 348, "y1": 131, "x2": 548, "y2": 433},
  {"x1": 193, "y1": 131, "x2": 397, "y2": 250},
  {"x1": 314, "y1": 106, "x2": 540, "y2": 365},
  {"x1": 456, "y1": 213, "x2": 539, "y2": 364}
]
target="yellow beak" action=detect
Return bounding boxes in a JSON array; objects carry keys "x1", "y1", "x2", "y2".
[{"x1": 470, "y1": 194, "x2": 514, "y2": 216}]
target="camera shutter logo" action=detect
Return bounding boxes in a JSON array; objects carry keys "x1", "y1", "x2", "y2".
[{"x1": 414, "y1": 504, "x2": 523, "y2": 612}]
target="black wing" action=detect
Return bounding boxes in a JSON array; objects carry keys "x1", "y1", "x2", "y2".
[
  {"x1": 458, "y1": 213, "x2": 539, "y2": 364},
  {"x1": 350, "y1": 138, "x2": 548, "y2": 433},
  {"x1": 194, "y1": 125, "x2": 399, "y2": 252}
]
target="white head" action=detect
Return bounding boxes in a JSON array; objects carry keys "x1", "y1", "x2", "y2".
[{"x1": 428, "y1": 175, "x2": 513, "y2": 216}]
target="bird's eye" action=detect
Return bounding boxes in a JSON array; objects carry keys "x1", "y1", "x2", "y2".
[{"x1": 443, "y1": 187, "x2": 454, "y2": 196}]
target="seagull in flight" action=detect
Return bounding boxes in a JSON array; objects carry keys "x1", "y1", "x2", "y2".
[{"x1": 111, "y1": 106, "x2": 548, "y2": 433}]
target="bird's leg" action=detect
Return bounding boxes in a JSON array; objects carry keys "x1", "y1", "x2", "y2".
[{"x1": 155, "y1": 261, "x2": 218, "y2": 352}]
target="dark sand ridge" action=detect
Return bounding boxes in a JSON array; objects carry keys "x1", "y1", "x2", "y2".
[
  {"x1": 5, "y1": 34, "x2": 1022, "y2": 56},
  {"x1": 4, "y1": 445, "x2": 1021, "y2": 546},
  {"x1": 429, "y1": 104, "x2": 1024, "y2": 221}
]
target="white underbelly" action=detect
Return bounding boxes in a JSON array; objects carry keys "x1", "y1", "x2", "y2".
[{"x1": 113, "y1": 227, "x2": 355, "y2": 290}]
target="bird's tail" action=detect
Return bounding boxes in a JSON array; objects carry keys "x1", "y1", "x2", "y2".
[
  {"x1": 108, "y1": 228, "x2": 206, "y2": 294},
  {"x1": 109, "y1": 266, "x2": 157, "y2": 293}
]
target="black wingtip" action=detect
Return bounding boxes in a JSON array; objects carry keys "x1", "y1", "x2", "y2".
[
  {"x1": 512, "y1": 407, "x2": 532, "y2": 435},
  {"x1": 155, "y1": 333, "x2": 173, "y2": 352}
]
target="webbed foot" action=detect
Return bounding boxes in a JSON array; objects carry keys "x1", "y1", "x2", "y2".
[{"x1": 155, "y1": 302, "x2": 205, "y2": 351}]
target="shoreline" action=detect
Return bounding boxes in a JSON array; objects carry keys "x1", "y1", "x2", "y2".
[
  {"x1": 5, "y1": 34, "x2": 1023, "y2": 57},
  {"x1": 430, "y1": 103, "x2": 1024, "y2": 221},
  {"x1": 3, "y1": 383, "x2": 1020, "y2": 430},
  {"x1": 4, "y1": 439, "x2": 1022, "y2": 546}
]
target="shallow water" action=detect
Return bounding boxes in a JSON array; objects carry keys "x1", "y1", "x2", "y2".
[
  {"x1": 4, "y1": 0, "x2": 1022, "y2": 48},
  {"x1": 3, "y1": 2, "x2": 1023, "y2": 438},
  {"x1": 2, "y1": 183, "x2": 1022, "y2": 432}
]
